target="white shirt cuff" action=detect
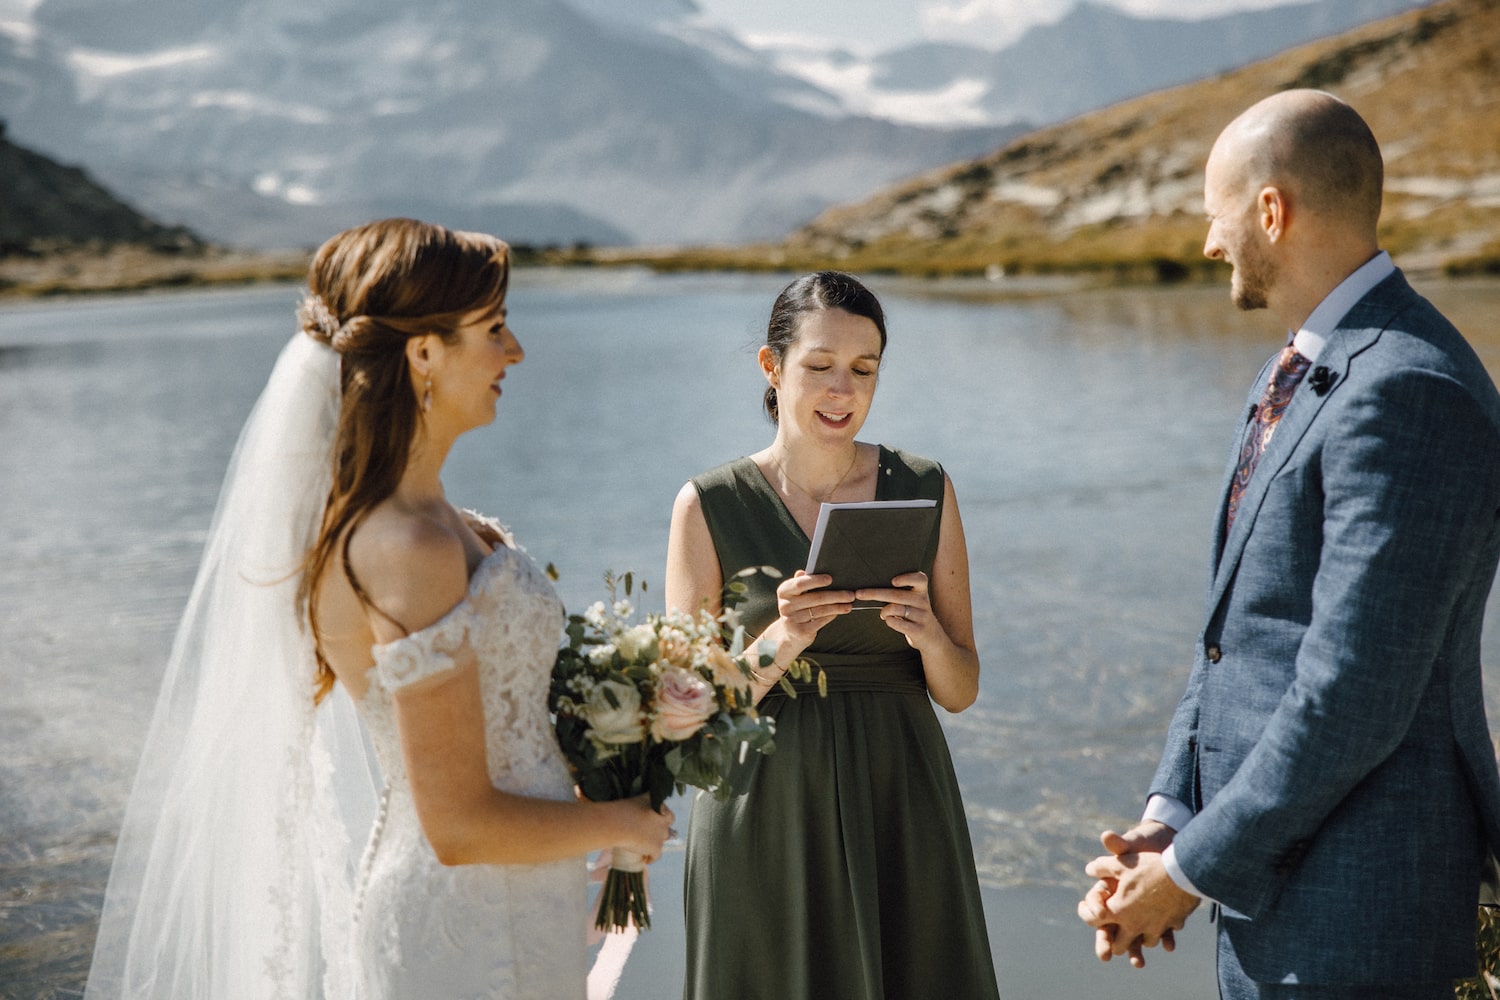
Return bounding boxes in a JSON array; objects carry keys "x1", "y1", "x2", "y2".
[
  {"x1": 1160, "y1": 844, "x2": 1211, "y2": 901},
  {"x1": 1142, "y1": 795, "x2": 1212, "y2": 901},
  {"x1": 1143, "y1": 794, "x2": 1193, "y2": 832}
]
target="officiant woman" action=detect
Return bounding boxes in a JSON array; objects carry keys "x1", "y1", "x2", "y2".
[{"x1": 665, "y1": 270, "x2": 1001, "y2": 1000}]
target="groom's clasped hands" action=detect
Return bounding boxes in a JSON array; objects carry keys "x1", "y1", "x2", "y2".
[{"x1": 1077, "y1": 820, "x2": 1199, "y2": 969}]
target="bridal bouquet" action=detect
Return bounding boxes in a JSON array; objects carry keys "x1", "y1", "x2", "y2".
[{"x1": 550, "y1": 569, "x2": 811, "y2": 932}]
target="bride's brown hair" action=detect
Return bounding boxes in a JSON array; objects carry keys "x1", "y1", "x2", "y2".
[{"x1": 296, "y1": 217, "x2": 510, "y2": 702}]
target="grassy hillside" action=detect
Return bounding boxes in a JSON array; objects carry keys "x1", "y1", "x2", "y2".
[
  {"x1": 605, "y1": 0, "x2": 1499, "y2": 281},
  {"x1": 0, "y1": 124, "x2": 313, "y2": 297},
  {"x1": 0, "y1": 122, "x2": 200, "y2": 252}
]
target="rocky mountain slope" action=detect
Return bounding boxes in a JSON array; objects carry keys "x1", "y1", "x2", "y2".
[
  {"x1": 767, "y1": 0, "x2": 1429, "y2": 127},
  {"x1": 0, "y1": 0, "x2": 1439, "y2": 251},
  {"x1": 0, "y1": 125, "x2": 316, "y2": 298},
  {"x1": 780, "y1": 0, "x2": 1500, "y2": 279},
  {"x1": 0, "y1": 0, "x2": 1018, "y2": 249},
  {"x1": 0, "y1": 122, "x2": 198, "y2": 251}
]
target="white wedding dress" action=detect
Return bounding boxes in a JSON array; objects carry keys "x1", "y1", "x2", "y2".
[
  {"x1": 86, "y1": 335, "x2": 591, "y2": 1000},
  {"x1": 354, "y1": 536, "x2": 586, "y2": 999}
]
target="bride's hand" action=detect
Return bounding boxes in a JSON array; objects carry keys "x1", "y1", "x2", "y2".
[
  {"x1": 775, "y1": 570, "x2": 854, "y2": 651},
  {"x1": 605, "y1": 794, "x2": 675, "y2": 863}
]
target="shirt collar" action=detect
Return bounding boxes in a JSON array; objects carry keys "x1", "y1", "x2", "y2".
[{"x1": 1291, "y1": 250, "x2": 1394, "y2": 362}]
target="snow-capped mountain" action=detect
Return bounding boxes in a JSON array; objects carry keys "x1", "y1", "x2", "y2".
[
  {"x1": 0, "y1": 0, "x2": 1437, "y2": 249},
  {"x1": 0, "y1": 0, "x2": 1016, "y2": 247},
  {"x1": 758, "y1": 0, "x2": 1434, "y2": 127}
]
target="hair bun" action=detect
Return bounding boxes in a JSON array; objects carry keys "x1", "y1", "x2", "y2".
[{"x1": 296, "y1": 292, "x2": 344, "y2": 346}]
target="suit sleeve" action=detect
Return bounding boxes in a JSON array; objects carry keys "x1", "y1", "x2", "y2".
[
  {"x1": 1172, "y1": 368, "x2": 1500, "y2": 918},
  {"x1": 1149, "y1": 670, "x2": 1203, "y2": 809}
]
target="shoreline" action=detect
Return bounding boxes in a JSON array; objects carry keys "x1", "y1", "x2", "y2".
[{"x1": 3, "y1": 242, "x2": 1497, "y2": 305}]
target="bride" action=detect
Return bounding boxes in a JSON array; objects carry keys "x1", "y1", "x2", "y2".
[{"x1": 85, "y1": 218, "x2": 672, "y2": 998}]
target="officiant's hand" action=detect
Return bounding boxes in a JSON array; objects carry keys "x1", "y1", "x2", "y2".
[
  {"x1": 860, "y1": 571, "x2": 935, "y2": 648},
  {"x1": 775, "y1": 570, "x2": 853, "y2": 654}
]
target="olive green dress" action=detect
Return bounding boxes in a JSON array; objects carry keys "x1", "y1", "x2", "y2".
[{"x1": 682, "y1": 446, "x2": 1001, "y2": 1000}]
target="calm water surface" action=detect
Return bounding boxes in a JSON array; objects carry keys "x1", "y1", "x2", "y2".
[{"x1": 4, "y1": 270, "x2": 1499, "y2": 997}]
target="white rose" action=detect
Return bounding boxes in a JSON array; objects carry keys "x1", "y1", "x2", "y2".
[{"x1": 584, "y1": 680, "x2": 646, "y2": 747}]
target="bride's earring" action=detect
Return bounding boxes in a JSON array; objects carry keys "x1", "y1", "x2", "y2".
[{"x1": 422, "y1": 376, "x2": 433, "y2": 412}]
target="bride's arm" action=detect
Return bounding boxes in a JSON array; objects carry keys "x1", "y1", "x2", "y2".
[
  {"x1": 395, "y1": 660, "x2": 669, "y2": 866},
  {"x1": 361, "y1": 517, "x2": 672, "y2": 867}
]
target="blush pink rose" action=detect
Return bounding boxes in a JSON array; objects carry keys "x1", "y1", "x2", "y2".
[{"x1": 650, "y1": 666, "x2": 717, "y2": 742}]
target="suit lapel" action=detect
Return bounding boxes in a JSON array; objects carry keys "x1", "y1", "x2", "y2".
[{"x1": 1205, "y1": 272, "x2": 1413, "y2": 613}]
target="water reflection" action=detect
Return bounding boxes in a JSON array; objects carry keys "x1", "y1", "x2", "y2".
[{"x1": 3, "y1": 274, "x2": 1498, "y2": 987}]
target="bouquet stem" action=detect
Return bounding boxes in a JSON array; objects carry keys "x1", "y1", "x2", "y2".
[{"x1": 595, "y1": 847, "x2": 650, "y2": 932}]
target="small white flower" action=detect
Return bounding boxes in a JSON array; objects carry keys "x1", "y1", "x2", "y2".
[
  {"x1": 616, "y1": 623, "x2": 656, "y2": 662},
  {"x1": 586, "y1": 644, "x2": 617, "y2": 666}
]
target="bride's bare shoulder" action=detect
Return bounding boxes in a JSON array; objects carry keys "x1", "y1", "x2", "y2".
[{"x1": 346, "y1": 504, "x2": 471, "y2": 635}]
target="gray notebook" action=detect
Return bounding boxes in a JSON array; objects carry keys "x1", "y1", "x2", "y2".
[{"x1": 805, "y1": 499, "x2": 939, "y2": 608}]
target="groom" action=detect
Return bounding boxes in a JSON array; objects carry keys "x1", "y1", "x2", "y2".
[{"x1": 1078, "y1": 89, "x2": 1500, "y2": 997}]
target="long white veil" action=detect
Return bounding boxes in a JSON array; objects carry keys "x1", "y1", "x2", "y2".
[{"x1": 86, "y1": 331, "x2": 379, "y2": 998}]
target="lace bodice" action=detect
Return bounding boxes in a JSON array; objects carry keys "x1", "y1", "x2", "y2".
[
  {"x1": 350, "y1": 535, "x2": 585, "y2": 999},
  {"x1": 363, "y1": 542, "x2": 569, "y2": 797}
]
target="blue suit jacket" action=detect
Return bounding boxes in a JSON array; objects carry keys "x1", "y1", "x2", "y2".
[{"x1": 1150, "y1": 270, "x2": 1500, "y2": 984}]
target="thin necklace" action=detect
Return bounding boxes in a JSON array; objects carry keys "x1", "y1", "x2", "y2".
[{"x1": 771, "y1": 445, "x2": 859, "y2": 503}]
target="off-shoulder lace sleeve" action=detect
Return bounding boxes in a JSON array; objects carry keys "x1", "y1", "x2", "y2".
[
  {"x1": 371, "y1": 604, "x2": 474, "y2": 691},
  {"x1": 461, "y1": 508, "x2": 516, "y2": 550}
]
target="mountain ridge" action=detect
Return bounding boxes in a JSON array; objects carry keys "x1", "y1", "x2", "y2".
[
  {"x1": 0, "y1": 0, "x2": 1018, "y2": 249},
  {"x1": 769, "y1": 0, "x2": 1500, "y2": 280},
  {"x1": 0, "y1": 121, "x2": 199, "y2": 252},
  {"x1": 760, "y1": 0, "x2": 1430, "y2": 127},
  {"x1": 0, "y1": 0, "x2": 1441, "y2": 250}
]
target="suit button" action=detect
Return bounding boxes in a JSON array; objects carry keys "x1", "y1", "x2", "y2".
[{"x1": 1206, "y1": 645, "x2": 1222, "y2": 663}]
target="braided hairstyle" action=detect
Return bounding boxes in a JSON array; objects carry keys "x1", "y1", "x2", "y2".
[{"x1": 296, "y1": 218, "x2": 510, "y2": 702}]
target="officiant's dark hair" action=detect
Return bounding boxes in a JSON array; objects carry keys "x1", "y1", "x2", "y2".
[
  {"x1": 297, "y1": 217, "x2": 511, "y2": 703},
  {"x1": 762, "y1": 270, "x2": 887, "y2": 423}
]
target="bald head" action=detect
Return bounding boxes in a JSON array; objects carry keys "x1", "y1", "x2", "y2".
[{"x1": 1211, "y1": 90, "x2": 1383, "y2": 237}]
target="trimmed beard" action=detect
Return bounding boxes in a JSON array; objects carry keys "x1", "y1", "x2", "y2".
[{"x1": 1230, "y1": 243, "x2": 1274, "y2": 312}]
